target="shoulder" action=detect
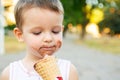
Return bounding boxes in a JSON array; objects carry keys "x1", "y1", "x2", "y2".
[
  {"x1": 58, "y1": 59, "x2": 79, "y2": 80},
  {"x1": 0, "y1": 66, "x2": 10, "y2": 80},
  {"x1": 0, "y1": 61, "x2": 20, "y2": 80},
  {"x1": 69, "y1": 63, "x2": 79, "y2": 80}
]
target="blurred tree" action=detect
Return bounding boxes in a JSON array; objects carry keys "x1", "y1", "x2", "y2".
[
  {"x1": 61, "y1": 0, "x2": 88, "y2": 39},
  {"x1": 98, "y1": 0, "x2": 120, "y2": 35}
]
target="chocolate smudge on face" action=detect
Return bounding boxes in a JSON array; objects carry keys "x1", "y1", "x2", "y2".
[{"x1": 57, "y1": 40, "x2": 62, "y2": 49}]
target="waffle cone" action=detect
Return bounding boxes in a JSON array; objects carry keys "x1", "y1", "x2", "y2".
[{"x1": 34, "y1": 56, "x2": 62, "y2": 80}]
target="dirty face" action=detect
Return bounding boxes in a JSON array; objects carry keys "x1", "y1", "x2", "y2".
[{"x1": 20, "y1": 8, "x2": 63, "y2": 58}]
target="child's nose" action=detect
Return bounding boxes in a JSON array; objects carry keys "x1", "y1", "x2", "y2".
[{"x1": 43, "y1": 32, "x2": 53, "y2": 43}]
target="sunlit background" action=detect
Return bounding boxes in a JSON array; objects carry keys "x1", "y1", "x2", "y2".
[{"x1": 0, "y1": 0, "x2": 120, "y2": 80}]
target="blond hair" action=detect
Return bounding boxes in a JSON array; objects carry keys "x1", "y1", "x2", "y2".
[{"x1": 14, "y1": 0, "x2": 64, "y2": 29}]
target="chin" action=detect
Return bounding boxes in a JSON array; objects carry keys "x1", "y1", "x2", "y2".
[{"x1": 41, "y1": 50, "x2": 56, "y2": 56}]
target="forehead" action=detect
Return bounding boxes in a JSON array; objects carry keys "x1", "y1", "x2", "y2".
[
  {"x1": 23, "y1": 7, "x2": 63, "y2": 18},
  {"x1": 22, "y1": 8, "x2": 63, "y2": 29}
]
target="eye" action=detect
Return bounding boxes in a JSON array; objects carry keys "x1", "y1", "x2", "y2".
[
  {"x1": 52, "y1": 30, "x2": 60, "y2": 34},
  {"x1": 33, "y1": 32, "x2": 41, "y2": 35},
  {"x1": 52, "y1": 27, "x2": 61, "y2": 34}
]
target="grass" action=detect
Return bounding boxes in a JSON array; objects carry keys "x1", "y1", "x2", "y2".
[
  {"x1": 76, "y1": 37, "x2": 120, "y2": 55},
  {"x1": 5, "y1": 36, "x2": 25, "y2": 54}
]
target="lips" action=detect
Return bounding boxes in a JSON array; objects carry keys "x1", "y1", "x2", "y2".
[{"x1": 40, "y1": 46, "x2": 56, "y2": 51}]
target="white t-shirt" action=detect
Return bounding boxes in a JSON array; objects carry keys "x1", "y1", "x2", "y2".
[{"x1": 9, "y1": 59, "x2": 71, "y2": 80}]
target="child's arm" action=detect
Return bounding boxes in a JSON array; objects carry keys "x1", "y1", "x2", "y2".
[
  {"x1": 69, "y1": 64, "x2": 79, "y2": 80},
  {"x1": 0, "y1": 66, "x2": 10, "y2": 80}
]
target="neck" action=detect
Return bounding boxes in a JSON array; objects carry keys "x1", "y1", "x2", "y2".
[{"x1": 22, "y1": 51, "x2": 42, "y2": 71}]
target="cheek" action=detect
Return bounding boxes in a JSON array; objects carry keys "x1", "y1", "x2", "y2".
[
  {"x1": 56, "y1": 33, "x2": 63, "y2": 48},
  {"x1": 56, "y1": 40, "x2": 62, "y2": 49},
  {"x1": 23, "y1": 36, "x2": 40, "y2": 48},
  {"x1": 57, "y1": 41, "x2": 62, "y2": 48}
]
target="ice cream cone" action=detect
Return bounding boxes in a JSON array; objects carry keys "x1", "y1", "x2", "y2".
[{"x1": 34, "y1": 56, "x2": 63, "y2": 80}]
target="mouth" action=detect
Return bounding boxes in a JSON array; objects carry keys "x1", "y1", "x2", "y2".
[{"x1": 40, "y1": 45, "x2": 56, "y2": 51}]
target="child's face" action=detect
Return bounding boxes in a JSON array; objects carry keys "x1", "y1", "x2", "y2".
[{"x1": 16, "y1": 8, "x2": 63, "y2": 58}]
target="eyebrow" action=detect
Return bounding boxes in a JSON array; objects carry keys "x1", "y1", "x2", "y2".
[
  {"x1": 30, "y1": 24, "x2": 62, "y2": 30},
  {"x1": 31, "y1": 26, "x2": 43, "y2": 29},
  {"x1": 53, "y1": 25, "x2": 62, "y2": 28}
]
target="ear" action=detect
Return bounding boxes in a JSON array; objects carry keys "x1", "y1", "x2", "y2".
[{"x1": 13, "y1": 27, "x2": 24, "y2": 42}]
